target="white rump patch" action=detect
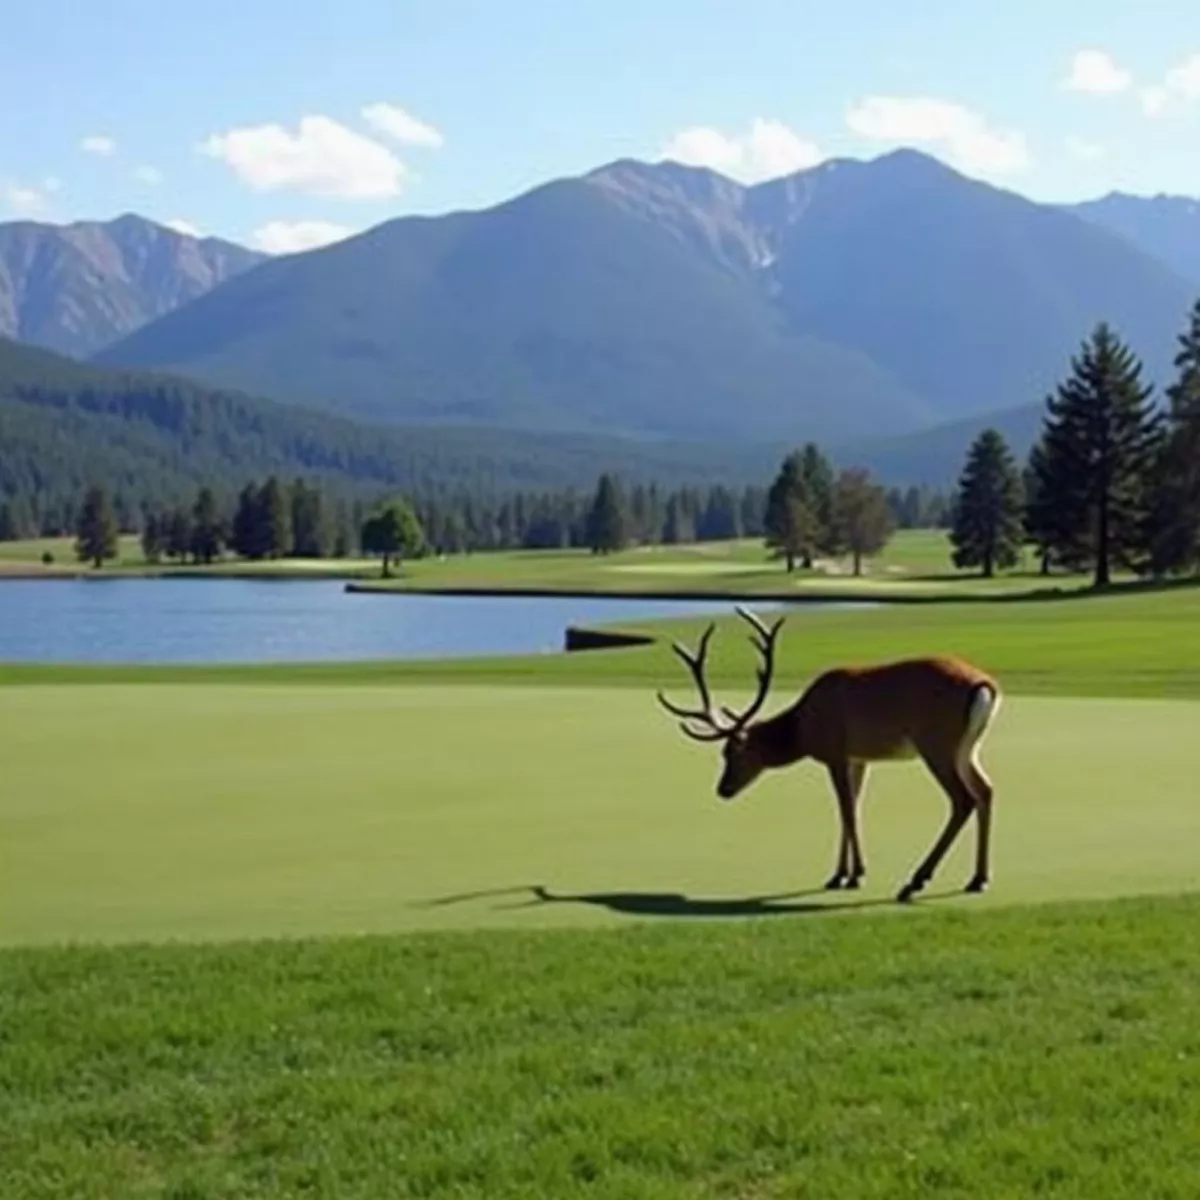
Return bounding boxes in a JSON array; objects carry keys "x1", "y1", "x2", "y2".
[{"x1": 957, "y1": 685, "x2": 1000, "y2": 776}]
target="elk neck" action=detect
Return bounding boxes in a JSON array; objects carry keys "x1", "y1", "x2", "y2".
[{"x1": 748, "y1": 701, "x2": 807, "y2": 768}]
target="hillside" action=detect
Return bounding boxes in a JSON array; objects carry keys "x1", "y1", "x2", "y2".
[
  {"x1": 0, "y1": 336, "x2": 786, "y2": 528},
  {"x1": 1067, "y1": 193, "x2": 1200, "y2": 285},
  {"x1": 836, "y1": 401, "x2": 1045, "y2": 487},
  {"x1": 93, "y1": 150, "x2": 1198, "y2": 445},
  {"x1": 0, "y1": 214, "x2": 264, "y2": 358},
  {"x1": 94, "y1": 175, "x2": 931, "y2": 445}
]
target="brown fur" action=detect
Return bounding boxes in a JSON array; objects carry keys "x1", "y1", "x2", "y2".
[{"x1": 658, "y1": 616, "x2": 1003, "y2": 904}]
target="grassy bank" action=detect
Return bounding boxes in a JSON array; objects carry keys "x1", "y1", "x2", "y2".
[
  {"x1": 1, "y1": 529, "x2": 1112, "y2": 597},
  {"x1": 4, "y1": 895, "x2": 1199, "y2": 1197}
]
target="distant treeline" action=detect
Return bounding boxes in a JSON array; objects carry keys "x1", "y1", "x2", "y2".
[{"x1": 49, "y1": 462, "x2": 953, "y2": 570}]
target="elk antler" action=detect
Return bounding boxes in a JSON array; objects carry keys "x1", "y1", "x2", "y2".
[{"x1": 656, "y1": 606, "x2": 786, "y2": 742}]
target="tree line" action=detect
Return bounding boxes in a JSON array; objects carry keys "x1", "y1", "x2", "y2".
[
  {"x1": 59, "y1": 465, "x2": 949, "y2": 571},
  {"x1": 944, "y1": 297, "x2": 1200, "y2": 587}
]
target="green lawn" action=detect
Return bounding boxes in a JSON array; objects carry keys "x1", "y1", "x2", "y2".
[
  {"x1": 3, "y1": 577, "x2": 1199, "y2": 1196},
  {"x1": 6, "y1": 685, "x2": 1198, "y2": 947},
  {"x1": 1, "y1": 527, "x2": 1109, "y2": 597},
  {"x1": 4, "y1": 895, "x2": 1199, "y2": 1199}
]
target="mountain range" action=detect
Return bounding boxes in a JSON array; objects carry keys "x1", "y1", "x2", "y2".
[
  {"x1": 2, "y1": 148, "x2": 1199, "y2": 493},
  {"x1": 0, "y1": 215, "x2": 263, "y2": 359}
]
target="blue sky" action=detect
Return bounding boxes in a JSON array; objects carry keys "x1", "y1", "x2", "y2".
[{"x1": 2, "y1": 0, "x2": 1198, "y2": 253}]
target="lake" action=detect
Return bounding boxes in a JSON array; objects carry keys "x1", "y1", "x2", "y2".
[{"x1": 0, "y1": 578, "x2": 865, "y2": 665}]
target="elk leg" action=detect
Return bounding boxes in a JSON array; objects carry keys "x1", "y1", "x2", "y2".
[
  {"x1": 826, "y1": 760, "x2": 867, "y2": 890},
  {"x1": 896, "y1": 754, "x2": 976, "y2": 903},
  {"x1": 960, "y1": 758, "x2": 994, "y2": 894}
]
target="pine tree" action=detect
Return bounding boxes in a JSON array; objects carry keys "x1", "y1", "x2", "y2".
[
  {"x1": 1033, "y1": 321, "x2": 1163, "y2": 587},
  {"x1": 764, "y1": 452, "x2": 807, "y2": 571},
  {"x1": 831, "y1": 467, "x2": 894, "y2": 576},
  {"x1": 191, "y1": 486, "x2": 225, "y2": 565},
  {"x1": 260, "y1": 476, "x2": 292, "y2": 560},
  {"x1": 798, "y1": 442, "x2": 836, "y2": 552},
  {"x1": 764, "y1": 445, "x2": 836, "y2": 570},
  {"x1": 74, "y1": 484, "x2": 119, "y2": 569},
  {"x1": 0, "y1": 501, "x2": 17, "y2": 542},
  {"x1": 949, "y1": 429, "x2": 1025, "y2": 577},
  {"x1": 230, "y1": 483, "x2": 265, "y2": 560},
  {"x1": 165, "y1": 508, "x2": 193, "y2": 562},
  {"x1": 586, "y1": 473, "x2": 628, "y2": 554},
  {"x1": 1146, "y1": 299, "x2": 1200, "y2": 576},
  {"x1": 290, "y1": 478, "x2": 330, "y2": 558},
  {"x1": 141, "y1": 512, "x2": 164, "y2": 564}
]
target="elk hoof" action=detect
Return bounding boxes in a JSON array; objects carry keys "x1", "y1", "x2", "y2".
[
  {"x1": 844, "y1": 876, "x2": 862, "y2": 891},
  {"x1": 964, "y1": 876, "x2": 989, "y2": 894},
  {"x1": 896, "y1": 881, "x2": 921, "y2": 903},
  {"x1": 824, "y1": 873, "x2": 846, "y2": 890}
]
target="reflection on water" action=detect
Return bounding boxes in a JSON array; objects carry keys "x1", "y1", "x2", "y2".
[{"x1": 0, "y1": 577, "x2": 869, "y2": 665}]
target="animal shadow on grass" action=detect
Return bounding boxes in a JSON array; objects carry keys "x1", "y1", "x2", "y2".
[{"x1": 418, "y1": 884, "x2": 958, "y2": 919}]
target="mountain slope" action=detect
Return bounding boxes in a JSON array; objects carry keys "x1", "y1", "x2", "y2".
[
  {"x1": 93, "y1": 151, "x2": 1198, "y2": 445},
  {"x1": 835, "y1": 401, "x2": 1045, "y2": 488},
  {"x1": 94, "y1": 177, "x2": 931, "y2": 445},
  {"x1": 0, "y1": 215, "x2": 264, "y2": 358},
  {"x1": 752, "y1": 151, "x2": 1195, "y2": 420},
  {"x1": 0, "y1": 336, "x2": 785, "y2": 524},
  {"x1": 1065, "y1": 192, "x2": 1200, "y2": 286}
]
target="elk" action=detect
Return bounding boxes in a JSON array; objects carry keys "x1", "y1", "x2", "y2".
[{"x1": 655, "y1": 606, "x2": 1001, "y2": 903}]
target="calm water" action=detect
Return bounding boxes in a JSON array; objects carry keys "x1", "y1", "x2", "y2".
[{"x1": 0, "y1": 578, "x2": 863, "y2": 665}]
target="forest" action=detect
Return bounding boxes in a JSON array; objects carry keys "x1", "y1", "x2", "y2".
[{"x1": 10, "y1": 299, "x2": 1200, "y2": 586}]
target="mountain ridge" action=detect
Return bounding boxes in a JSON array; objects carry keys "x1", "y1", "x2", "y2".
[
  {"x1": 0, "y1": 213, "x2": 264, "y2": 359},
  {"x1": 89, "y1": 149, "x2": 1198, "y2": 447}
]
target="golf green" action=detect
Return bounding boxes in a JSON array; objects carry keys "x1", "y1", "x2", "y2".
[{"x1": 4, "y1": 683, "x2": 1196, "y2": 946}]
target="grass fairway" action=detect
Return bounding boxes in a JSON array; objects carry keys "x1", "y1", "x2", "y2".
[
  {"x1": 4, "y1": 581, "x2": 1200, "y2": 1196},
  {"x1": 5, "y1": 684, "x2": 1199, "y2": 945}
]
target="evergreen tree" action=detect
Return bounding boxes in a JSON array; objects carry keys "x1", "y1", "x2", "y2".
[
  {"x1": 1022, "y1": 441, "x2": 1056, "y2": 575},
  {"x1": 798, "y1": 442, "x2": 836, "y2": 550},
  {"x1": 74, "y1": 484, "x2": 119, "y2": 568},
  {"x1": 141, "y1": 512, "x2": 164, "y2": 564},
  {"x1": 1146, "y1": 299, "x2": 1200, "y2": 576},
  {"x1": 191, "y1": 486, "x2": 225, "y2": 565},
  {"x1": 586, "y1": 473, "x2": 628, "y2": 554},
  {"x1": 764, "y1": 444, "x2": 837, "y2": 570},
  {"x1": 831, "y1": 467, "x2": 894, "y2": 576},
  {"x1": 230, "y1": 483, "x2": 264, "y2": 560},
  {"x1": 764, "y1": 451, "x2": 805, "y2": 571},
  {"x1": 1032, "y1": 321, "x2": 1163, "y2": 587},
  {"x1": 260, "y1": 476, "x2": 292, "y2": 560},
  {"x1": 949, "y1": 429, "x2": 1025, "y2": 577},
  {"x1": 290, "y1": 478, "x2": 330, "y2": 558},
  {"x1": 165, "y1": 508, "x2": 193, "y2": 562},
  {"x1": 0, "y1": 501, "x2": 17, "y2": 542}
]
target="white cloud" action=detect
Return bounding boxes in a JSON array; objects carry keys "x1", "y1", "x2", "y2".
[
  {"x1": 3, "y1": 184, "x2": 50, "y2": 216},
  {"x1": 361, "y1": 102, "x2": 444, "y2": 147},
  {"x1": 1063, "y1": 49, "x2": 1132, "y2": 95},
  {"x1": 164, "y1": 218, "x2": 202, "y2": 237},
  {"x1": 1137, "y1": 53, "x2": 1200, "y2": 117},
  {"x1": 658, "y1": 117, "x2": 822, "y2": 183},
  {"x1": 81, "y1": 134, "x2": 117, "y2": 156},
  {"x1": 134, "y1": 165, "x2": 164, "y2": 187},
  {"x1": 251, "y1": 219, "x2": 355, "y2": 255},
  {"x1": 198, "y1": 115, "x2": 405, "y2": 199},
  {"x1": 42, "y1": 176, "x2": 62, "y2": 193},
  {"x1": 845, "y1": 95, "x2": 1029, "y2": 175},
  {"x1": 1065, "y1": 136, "x2": 1105, "y2": 161},
  {"x1": 1165, "y1": 53, "x2": 1200, "y2": 101}
]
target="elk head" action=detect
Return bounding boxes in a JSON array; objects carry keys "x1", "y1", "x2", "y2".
[{"x1": 656, "y1": 606, "x2": 787, "y2": 800}]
